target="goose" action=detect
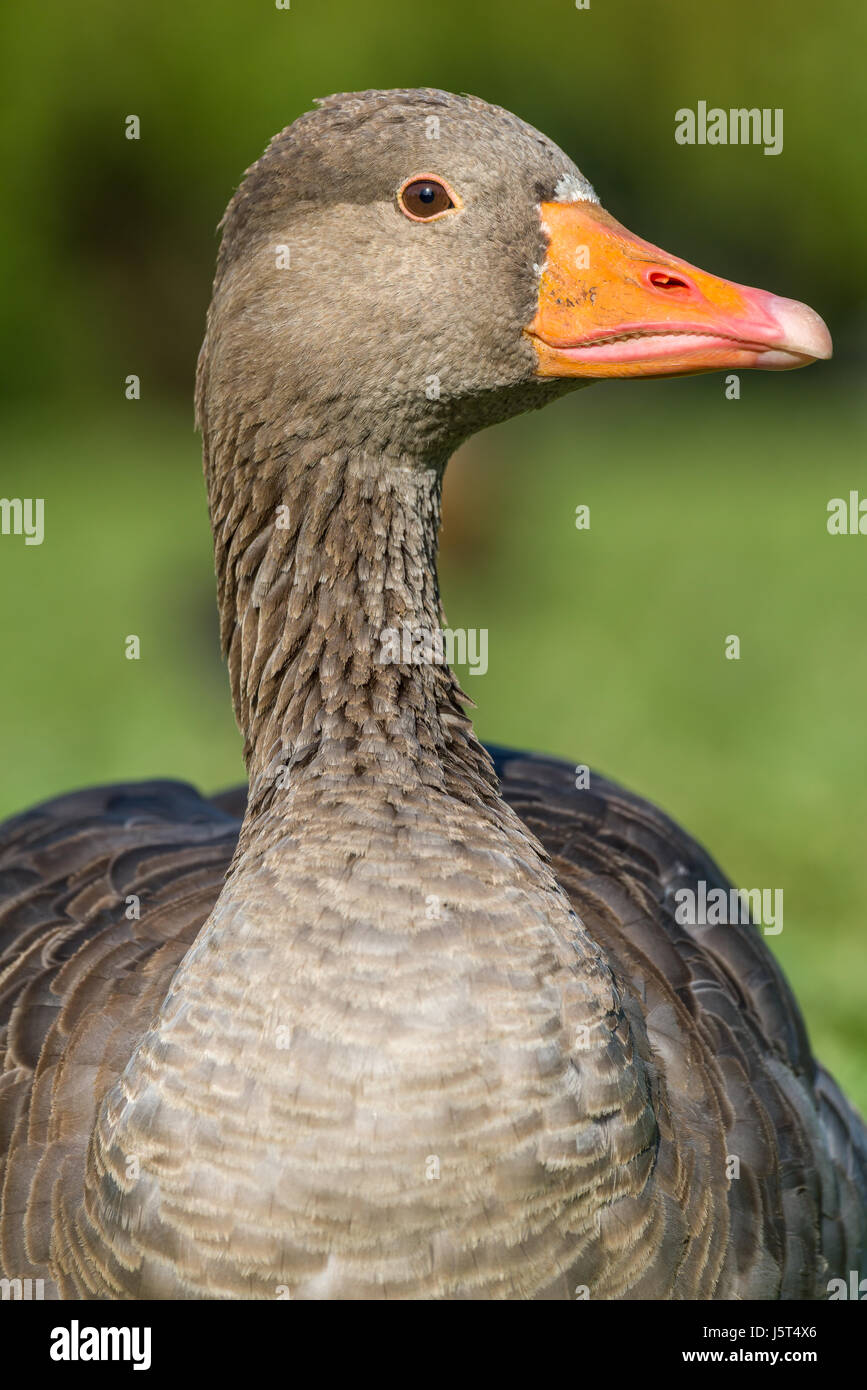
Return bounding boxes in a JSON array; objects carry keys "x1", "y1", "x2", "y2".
[{"x1": 1, "y1": 87, "x2": 864, "y2": 1302}]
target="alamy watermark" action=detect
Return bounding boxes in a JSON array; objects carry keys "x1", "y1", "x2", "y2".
[
  {"x1": 378, "y1": 624, "x2": 488, "y2": 677},
  {"x1": 827, "y1": 492, "x2": 867, "y2": 535},
  {"x1": 0, "y1": 497, "x2": 44, "y2": 546},
  {"x1": 675, "y1": 103, "x2": 783, "y2": 157},
  {"x1": 50, "y1": 1321, "x2": 151, "y2": 1370},
  {"x1": 674, "y1": 881, "x2": 783, "y2": 935},
  {"x1": 1, "y1": 1276, "x2": 45, "y2": 1299}
]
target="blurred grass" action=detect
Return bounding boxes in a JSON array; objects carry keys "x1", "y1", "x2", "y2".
[{"x1": 1, "y1": 374, "x2": 864, "y2": 1110}]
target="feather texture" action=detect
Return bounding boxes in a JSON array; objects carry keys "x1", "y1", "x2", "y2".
[{"x1": 1, "y1": 760, "x2": 863, "y2": 1297}]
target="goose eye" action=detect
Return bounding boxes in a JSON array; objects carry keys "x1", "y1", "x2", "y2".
[{"x1": 398, "y1": 176, "x2": 457, "y2": 222}]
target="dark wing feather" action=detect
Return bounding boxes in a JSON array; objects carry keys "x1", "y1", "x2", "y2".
[
  {"x1": 0, "y1": 781, "x2": 240, "y2": 1296},
  {"x1": 491, "y1": 745, "x2": 867, "y2": 1298}
]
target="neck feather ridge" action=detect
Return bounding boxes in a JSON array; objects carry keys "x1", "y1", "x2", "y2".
[{"x1": 204, "y1": 425, "x2": 501, "y2": 835}]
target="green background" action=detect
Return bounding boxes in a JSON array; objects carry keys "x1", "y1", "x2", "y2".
[{"x1": 0, "y1": 0, "x2": 864, "y2": 1109}]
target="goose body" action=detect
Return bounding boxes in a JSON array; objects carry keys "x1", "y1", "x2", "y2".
[{"x1": 0, "y1": 89, "x2": 863, "y2": 1300}]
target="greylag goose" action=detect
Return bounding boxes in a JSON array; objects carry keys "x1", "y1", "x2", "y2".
[{"x1": 1, "y1": 88, "x2": 864, "y2": 1302}]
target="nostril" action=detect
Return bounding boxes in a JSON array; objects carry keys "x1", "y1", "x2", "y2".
[{"x1": 648, "y1": 270, "x2": 690, "y2": 291}]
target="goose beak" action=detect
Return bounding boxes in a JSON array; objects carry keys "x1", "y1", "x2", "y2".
[{"x1": 526, "y1": 201, "x2": 832, "y2": 379}]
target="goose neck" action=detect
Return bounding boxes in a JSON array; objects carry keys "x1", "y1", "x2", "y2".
[{"x1": 205, "y1": 435, "x2": 500, "y2": 834}]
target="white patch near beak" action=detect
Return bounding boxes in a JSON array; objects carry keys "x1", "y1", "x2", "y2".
[{"x1": 552, "y1": 171, "x2": 600, "y2": 205}]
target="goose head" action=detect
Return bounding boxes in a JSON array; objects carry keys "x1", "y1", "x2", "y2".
[{"x1": 198, "y1": 87, "x2": 831, "y2": 466}]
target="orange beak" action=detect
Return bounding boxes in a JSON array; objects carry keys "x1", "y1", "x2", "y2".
[{"x1": 526, "y1": 202, "x2": 832, "y2": 379}]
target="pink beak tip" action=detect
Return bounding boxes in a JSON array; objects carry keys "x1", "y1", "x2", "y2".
[{"x1": 763, "y1": 293, "x2": 833, "y2": 366}]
